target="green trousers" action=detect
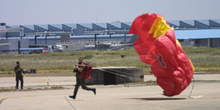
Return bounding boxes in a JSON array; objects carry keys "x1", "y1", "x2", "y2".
[
  {"x1": 16, "y1": 76, "x2": 23, "y2": 89},
  {"x1": 73, "y1": 77, "x2": 93, "y2": 96}
]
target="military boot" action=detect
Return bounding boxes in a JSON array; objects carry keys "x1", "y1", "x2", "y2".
[
  {"x1": 69, "y1": 95, "x2": 76, "y2": 99},
  {"x1": 92, "y1": 88, "x2": 96, "y2": 95}
]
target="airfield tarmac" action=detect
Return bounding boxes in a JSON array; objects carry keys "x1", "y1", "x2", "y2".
[{"x1": 0, "y1": 74, "x2": 220, "y2": 110}]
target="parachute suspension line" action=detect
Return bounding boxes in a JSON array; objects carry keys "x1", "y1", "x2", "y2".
[
  {"x1": 188, "y1": 77, "x2": 195, "y2": 98},
  {"x1": 98, "y1": 68, "x2": 133, "y2": 87},
  {"x1": 97, "y1": 68, "x2": 134, "y2": 80},
  {"x1": 86, "y1": 54, "x2": 100, "y2": 64},
  {"x1": 108, "y1": 69, "x2": 139, "y2": 80}
]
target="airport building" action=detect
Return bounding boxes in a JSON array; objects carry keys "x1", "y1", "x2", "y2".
[{"x1": 0, "y1": 19, "x2": 220, "y2": 54}]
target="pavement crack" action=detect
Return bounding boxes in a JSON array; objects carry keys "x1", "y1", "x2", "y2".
[{"x1": 65, "y1": 96, "x2": 76, "y2": 110}]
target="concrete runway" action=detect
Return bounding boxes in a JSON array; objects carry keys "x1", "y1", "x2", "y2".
[{"x1": 0, "y1": 74, "x2": 220, "y2": 110}]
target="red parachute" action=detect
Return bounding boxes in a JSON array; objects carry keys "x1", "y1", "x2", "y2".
[
  {"x1": 81, "y1": 63, "x2": 92, "y2": 80},
  {"x1": 129, "y1": 13, "x2": 194, "y2": 96}
]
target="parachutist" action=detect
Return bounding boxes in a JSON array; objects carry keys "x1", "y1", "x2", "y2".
[{"x1": 69, "y1": 57, "x2": 96, "y2": 99}]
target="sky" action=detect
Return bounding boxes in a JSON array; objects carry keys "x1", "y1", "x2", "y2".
[{"x1": 1, "y1": 0, "x2": 220, "y2": 25}]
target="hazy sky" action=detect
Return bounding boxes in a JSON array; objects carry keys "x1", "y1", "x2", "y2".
[{"x1": 1, "y1": 0, "x2": 220, "y2": 25}]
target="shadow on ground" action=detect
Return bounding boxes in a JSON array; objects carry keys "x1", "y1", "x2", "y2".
[{"x1": 129, "y1": 97, "x2": 186, "y2": 101}]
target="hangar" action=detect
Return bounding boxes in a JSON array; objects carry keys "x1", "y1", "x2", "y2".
[{"x1": 0, "y1": 19, "x2": 220, "y2": 54}]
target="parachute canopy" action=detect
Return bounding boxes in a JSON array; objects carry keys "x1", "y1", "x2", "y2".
[{"x1": 129, "y1": 13, "x2": 194, "y2": 96}]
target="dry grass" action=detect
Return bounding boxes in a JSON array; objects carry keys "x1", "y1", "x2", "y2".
[{"x1": 0, "y1": 47, "x2": 220, "y2": 75}]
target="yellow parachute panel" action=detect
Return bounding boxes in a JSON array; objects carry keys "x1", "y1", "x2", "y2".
[{"x1": 149, "y1": 17, "x2": 173, "y2": 38}]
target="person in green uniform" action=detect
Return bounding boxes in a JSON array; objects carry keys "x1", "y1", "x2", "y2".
[
  {"x1": 14, "y1": 61, "x2": 24, "y2": 90},
  {"x1": 69, "y1": 57, "x2": 96, "y2": 99}
]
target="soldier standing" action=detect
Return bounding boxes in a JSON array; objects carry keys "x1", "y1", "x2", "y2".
[
  {"x1": 14, "y1": 61, "x2": 24, "y2": 90},
  {"x1": 69, "y1": 57, "x2": 96, "y2": 99}
]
